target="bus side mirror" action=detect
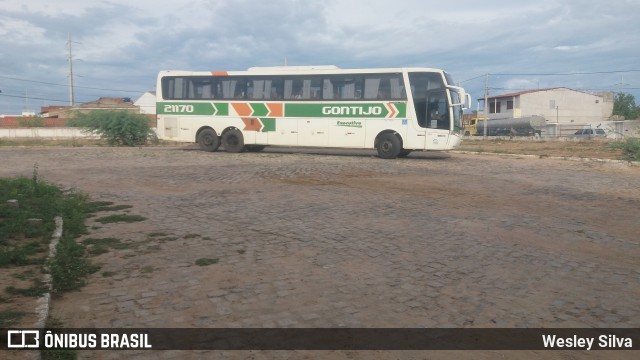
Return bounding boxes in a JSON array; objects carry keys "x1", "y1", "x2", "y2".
[{"x1": 465, "y1": 93, "x2": 472, "y2": 110}]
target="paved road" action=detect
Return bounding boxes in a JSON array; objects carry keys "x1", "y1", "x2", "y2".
[{"x1": 1, "y1": 146, "x2": 638, "y2": 359}]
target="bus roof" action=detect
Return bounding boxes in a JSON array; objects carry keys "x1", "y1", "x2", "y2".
[{"x1": 158, "y1": 67, "x2": 446, "y2": 77}]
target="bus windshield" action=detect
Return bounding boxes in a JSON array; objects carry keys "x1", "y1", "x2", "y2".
[{"x1": 409, "y1": 72, "x2": 450, "y2": 130}]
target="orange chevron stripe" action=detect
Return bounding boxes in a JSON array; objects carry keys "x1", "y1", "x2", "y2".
[
  {"x1": 387, "y1": 103, "x2": 397, "y2": 118},
  {"x1": 241, "y1": 118, "x2": 262, "y2": 131},
  {"x1": 211, "y1": 71, "x2": 228, "y2": 76},
  {"x1": 266, "y1": 103, "x2": 283, "y2": 117},
  {"x1": 232, "y1": 103, "x2": 253, "y2": 116}
]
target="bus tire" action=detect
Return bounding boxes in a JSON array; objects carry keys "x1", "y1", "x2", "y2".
[
  {"x1": 222, "y1": 129, "x2": 245, "y2": 153},
  {"x1": 245, "y1": 145, "x2": 266, "y2": 152},
  {"x1": 398, "y1": 150, "x2": 412, "y2": 157},
  {"x1": 197, "y1": 128, "x2": 220, "y2": 152},
  {"x1": 376, "y1": 132, "x2": 402, "y2": 159}
]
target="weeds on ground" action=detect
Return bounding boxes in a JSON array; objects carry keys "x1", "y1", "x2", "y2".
[
  {"x1": 94, "y1": 214, "x2": 147, "y2": 224},
  {"x1": 195, "y1": 258, "x2": 219, "y2": 266},
  {"x1": 0, "y1": 309, "x2": 27, "y2": 327},
  {"x1": 609, "y1": 137, "x2": 640, "y2": 161},
  {"x1": 41, "y1": 317, "x2": 77, "y2": 360},
  {"x1": 0, "y1": 169, "x2": 98, "y2": 296}
]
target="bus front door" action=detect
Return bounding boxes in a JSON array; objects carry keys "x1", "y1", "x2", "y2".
[{"x1": 423, "y1": 90, "x2": 451, "y2": 150}]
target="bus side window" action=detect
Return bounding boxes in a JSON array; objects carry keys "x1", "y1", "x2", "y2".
[
  {"x1": 284, "y1": 77, "x2": 320, "y2": 100},
  {"x1": 324, "y1": 76, "x2": 362, "y2": 100}
]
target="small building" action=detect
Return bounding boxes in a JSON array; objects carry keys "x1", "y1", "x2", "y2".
[
  {"x1": 41, "y1": 97, "x2": 140, "y2": 120},
  {"x1": 134, "y1": 92, "x2": 156, "y2": 114},
  {"x1": 483, "y1": 87, "x2": 614, "y2": 124}
]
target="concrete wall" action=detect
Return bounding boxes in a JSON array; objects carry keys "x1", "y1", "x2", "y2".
[{"x1": 0, "y1": 128, "x2": 100, "y2": 139}]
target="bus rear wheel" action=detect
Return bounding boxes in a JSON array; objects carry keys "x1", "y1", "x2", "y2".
[
  {"x1": 222, "y1": 129, "x2": 245, "y2": 153},
  {"x1": 376, "y1": 133, "x2": 402, "y2": 159},
  {"x1": 197, "y1": 129, "x2": 220, "y2": 152}
]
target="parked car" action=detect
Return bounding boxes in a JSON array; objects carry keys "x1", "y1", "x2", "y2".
[{"x1": 571, "y1": 128, "x2": 606, "y2": 139}]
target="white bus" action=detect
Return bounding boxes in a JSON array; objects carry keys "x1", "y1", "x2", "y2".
[{"x1": 156, "y1": 66, "x2": 470, "y2": 158}]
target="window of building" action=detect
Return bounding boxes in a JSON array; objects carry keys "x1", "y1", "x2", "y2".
[
  {"x1": 489, "y1": 101, "x2": 501, "y2": 114},
  {"x1": 506, "y1": 100, "x2": 513, "y2": 110}
]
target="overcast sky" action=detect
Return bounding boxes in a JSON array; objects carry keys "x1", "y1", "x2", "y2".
[{"x1": 1, "y1": 0, "x2": 639, "y2": 115}]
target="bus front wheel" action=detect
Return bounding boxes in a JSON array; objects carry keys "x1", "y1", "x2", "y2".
[
  {"x1": 376, "y1": 133, "x2": 402, "y2": 159},
  {"x1": 197, "y1": 129, "x2": 220, "y2": 152},
  {"x1": 222, "y1": 129, "x2": 245, "y2": 153}
]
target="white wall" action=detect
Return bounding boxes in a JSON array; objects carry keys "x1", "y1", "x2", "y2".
[
  {"x1": 521, "y1": 89, "x2": 612, "y2": 124},
  {"x1": 135, "y1": 92, "x2": 157, "y2": 114},
  {"x1": 488, "y1": 88, "x2": 614, "y2": 124},
  {"x1": 0, "y1": 128, "x2": 99, "y2": 139}
]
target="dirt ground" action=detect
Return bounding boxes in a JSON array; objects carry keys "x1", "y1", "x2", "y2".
[
  {"x1": 0, "y1": 144, "x2": 638, "y2": 360},
  {"x1": 458, "y1": 138, "x2": 627, "y2": 160}
]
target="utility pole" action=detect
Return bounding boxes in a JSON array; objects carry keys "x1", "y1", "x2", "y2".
[
  {"x1": 483, "y1": 73, "x2": 489, "y2": 139},
  {"x1": 67, "y1": 33, "x2": 75, "y2": 106}
]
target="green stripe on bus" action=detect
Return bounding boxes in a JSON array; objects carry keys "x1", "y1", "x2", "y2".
[
  {"x1": 285, "y1": 103, "x2": 406, "y2": 118},
  {"x1": 260, "y1": 118, "x2": 276, "y2": 132},
  {"x1": 158, "y1": 101, "x2": 406, "y2": 118},
  {"x1": 157, "y1": 102, "x2": 229, "y2": 116}
]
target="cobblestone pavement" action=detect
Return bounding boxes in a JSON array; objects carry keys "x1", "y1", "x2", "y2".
[{"x1": 1, "y1": 146, "x2": 639, "y2": 359}]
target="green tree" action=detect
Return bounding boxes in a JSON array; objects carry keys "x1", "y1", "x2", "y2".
[
  {"x1": 613, "y1": 92, "x2": 640, "y2": 120},
  {"x1": 67, "y1": 110, "x2": 158, "y2": 146}
]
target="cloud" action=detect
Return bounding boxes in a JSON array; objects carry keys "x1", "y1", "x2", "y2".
[{"x1": 1, "y1": 0, "x2": 639, "y2": 114}]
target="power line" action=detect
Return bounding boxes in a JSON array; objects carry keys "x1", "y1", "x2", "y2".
[
  {"x1": 0, "y1": 93, "x2": 71, "y2": 104},
  {"x1": 491, "y1": 69, "x2": 640, "y2": 76},
  {"x1": 0, "y1": 75, "x2": 147, "y2": 94},
  {"x1": 459, "y1": 69, "x2": 640, "y2": 84}
]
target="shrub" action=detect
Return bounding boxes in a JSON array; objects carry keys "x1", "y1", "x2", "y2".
[
  {"x1": 67, "y1": 110, "x2": 158, "y2": 146},
  {"x1": 609, "y1": 137, "x2": 640, "y2": 162}
]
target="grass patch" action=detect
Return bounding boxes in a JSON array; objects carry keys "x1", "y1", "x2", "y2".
[
  {"x1": 87, "y1": 245, "x2": 110, "y2": 256},
  {"x1": 82, "y1": 237, "x2": 150, "y2": 256},
  {"x1": 82, "y1": 237, "x2": 121, "y2": 246},
  {"x1": 48, "y1": 235, "x2": 100, "y2": 293},
  {"x1": 0, "y1": 309, "x2": 27, "y2": 327},
  {"x1": 101, "y1": 271, "x2": 117, "y2": 277},
  {"x1": 6, "y1": 279, "x2": 48, "y2": 297},
  {"x1": 148, "y1": 232, "x2": 170, "y2": 237},
  {"x1": 195, "y1": 258, "x2": 219, "y2": 266},
  {"x1": 94, "y1": 214, "x2": 146, "y2": 224},
  {"x1": 0, "y1": 240, "x2": 47, "y2": 267},
  {"x1": 141, "y1": 266, "x2": 154, "y2": 273},
  {"x1": 99, "y1": 204, "x2": 133, "y2": 212},
  {"x1": 158, "y1": 236, "x2": 179, "y2": 242},
  {"x1": 1, "y1": 173, "x2": 100, "y2": 296},
  {"x1": 13, "y1": 269, "x2": 37, "y2": 280}
]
